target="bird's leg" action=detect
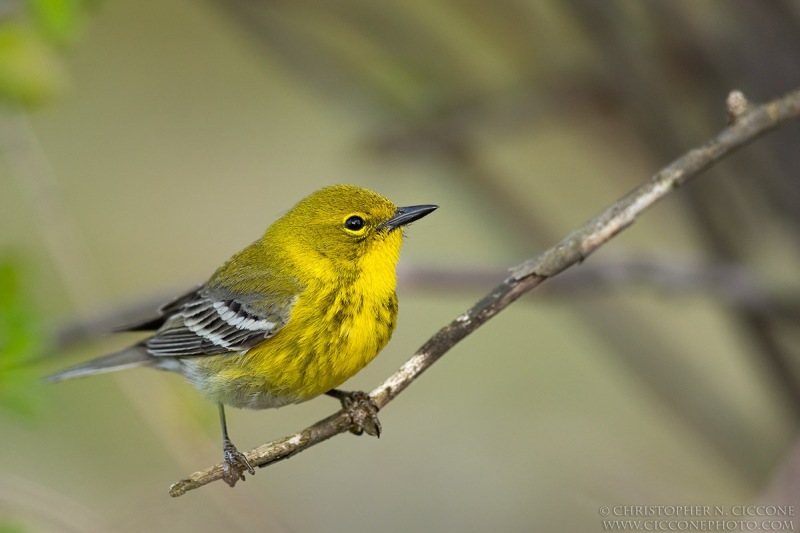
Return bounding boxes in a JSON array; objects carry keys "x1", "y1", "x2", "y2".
[
  {"x1": 326, "y1": 389, "x2": 382, "y2": 437},
  {"x1": 218, "y1": 403, "x2": 255, "y2": 487}
]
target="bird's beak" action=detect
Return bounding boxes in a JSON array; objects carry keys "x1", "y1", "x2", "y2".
[{"x1": 382, "y1": 204, "x2": 438, "y2": 231}]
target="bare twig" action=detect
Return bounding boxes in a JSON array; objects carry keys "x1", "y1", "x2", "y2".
[
  {"x1": 169, "y1": 88, "x2": 800, "y2": 497},
  {"x1": 727, "y1": 90, "x2": 751, "y2": 123}
]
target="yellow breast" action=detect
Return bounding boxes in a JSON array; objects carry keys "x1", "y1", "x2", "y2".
[{"x1": 188, "y1": 242, "x2": 401, "y2": 409}]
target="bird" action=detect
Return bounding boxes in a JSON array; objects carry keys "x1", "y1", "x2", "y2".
[{"x1": 45, "y1": 184, "x2": 438, "y2": 486}]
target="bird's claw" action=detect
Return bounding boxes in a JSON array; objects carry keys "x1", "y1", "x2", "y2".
[
  {"x1": 222, "y1": 441, "x2": 255, "y2": 487},
  {"x1": 336, "y1": 390, "x2": 382, "y2": 438}
]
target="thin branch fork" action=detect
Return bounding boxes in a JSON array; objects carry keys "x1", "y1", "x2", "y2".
[{"x1": 169, "y1": 88, "x2": 800, "y2": 497}]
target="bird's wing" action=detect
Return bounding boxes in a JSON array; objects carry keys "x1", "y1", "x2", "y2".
[
  {"x1": 140, "y1": 280, "x2": 299, "y2": 357},
  {"x1": 116, "y1": 286, "x2": 204, "y2": 332}
]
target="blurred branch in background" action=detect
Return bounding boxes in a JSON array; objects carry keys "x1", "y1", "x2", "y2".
[
  {"x1": 53, "y1": 256, "x2": 800, "y2": 351},
  {"x1": 562, "y1": 0, "x2": 800, "y2": 443},
  {"x1": 210, "y1": 0, "x2": 800, "y2": 491},
  {"x1": 0, "y1": 112, "x2": 102, "y2": 308},
  {"x1": 169, "y1": 88, "x2": 800, "y2": 496}
]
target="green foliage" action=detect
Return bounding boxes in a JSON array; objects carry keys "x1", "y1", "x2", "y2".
[
  {"x1": 0, "y1": 520, "x2": 28, "y2": 533},
  {"x1": 0, "y1": 0, "x2": 93, "y2": 107},
  {"x1": 0, "y1": 253, "x2": 44, "y2": 418},
  {"x1": 0, "y1": 23, "x2": 68, "y2": 107},
  {"x1": 28, "y1": 0, "x2": 86, "y2": 45}
]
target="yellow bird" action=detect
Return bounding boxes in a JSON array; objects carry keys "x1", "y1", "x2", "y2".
[{"x1": 46, "y1": 185, "x2": 437, "y2": 486}]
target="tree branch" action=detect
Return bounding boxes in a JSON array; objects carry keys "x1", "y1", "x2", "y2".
[{"x1": 169, "y1": 88, "x2": 800, "y2": 497}]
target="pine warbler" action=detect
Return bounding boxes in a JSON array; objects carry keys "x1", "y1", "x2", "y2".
[{"x1": 46, "y1": 185, "x2": 437, "y2": 486}]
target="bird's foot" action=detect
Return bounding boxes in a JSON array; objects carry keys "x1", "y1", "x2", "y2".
[
  {"x1": 327, "y1": 389, "x2": 382, "y2": 437},
  {"x1": 221, "y1": 440, "x2": 255, "y2": 487}
]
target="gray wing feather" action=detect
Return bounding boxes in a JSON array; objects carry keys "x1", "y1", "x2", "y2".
[{"x1": 144, "y1": 287, "x2": 294, "y2": 357}]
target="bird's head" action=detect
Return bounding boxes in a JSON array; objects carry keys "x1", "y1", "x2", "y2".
[{"x1": 266, "y1": 185, "x2": 437, "y2": 279}]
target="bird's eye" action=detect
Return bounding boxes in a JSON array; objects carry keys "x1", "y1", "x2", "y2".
[{"x1": 344, "y1": 215, "x2": 365, "y2": 232}]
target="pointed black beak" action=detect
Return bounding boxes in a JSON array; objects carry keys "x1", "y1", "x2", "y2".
[{"x1": 382, "y1": 204, "x2": 438, "y2": 231}]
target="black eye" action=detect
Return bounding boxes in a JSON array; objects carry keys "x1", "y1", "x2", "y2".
[{"x1": 344, "y1": 215, "x2": 365, "y2": 231}]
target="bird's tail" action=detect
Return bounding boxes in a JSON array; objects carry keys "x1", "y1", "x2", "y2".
[{"x1": 43, "y1": 346, "x2": 154, "y2": 383}]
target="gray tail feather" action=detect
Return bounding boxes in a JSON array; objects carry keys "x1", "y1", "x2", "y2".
[{"x1": 43, "y1": 346, "x2": 153, "y2": 383}]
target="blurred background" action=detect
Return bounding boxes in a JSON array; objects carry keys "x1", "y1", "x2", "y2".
[{"x1": 2, "y1": 0, "x2": 800, "y2": 531}]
